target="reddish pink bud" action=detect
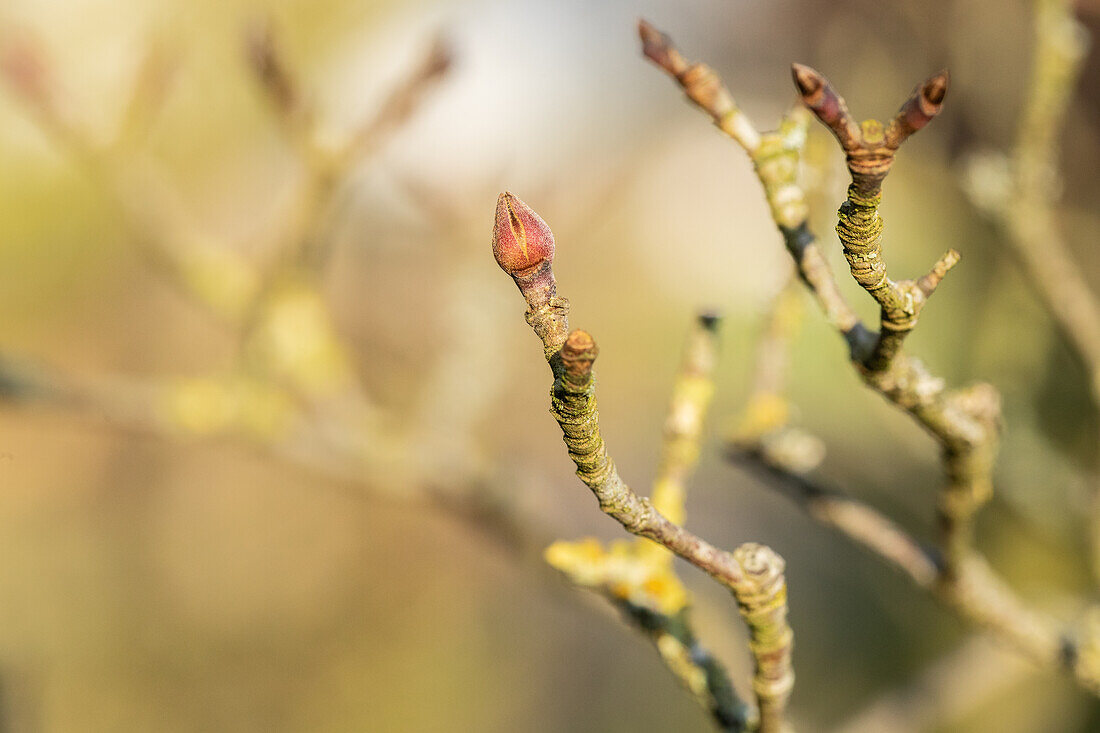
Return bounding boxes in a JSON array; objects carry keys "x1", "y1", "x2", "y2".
[
  {"x1": 492, "y1": 192, "x2": 557, "y2": 309},
  {"x1": 493, "y1": 192, "x2": 555, "y2": 276}
]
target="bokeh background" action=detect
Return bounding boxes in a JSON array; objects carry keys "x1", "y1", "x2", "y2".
[{"x1": 1, "y1": 0, "x2": 1099, "y2": 730}]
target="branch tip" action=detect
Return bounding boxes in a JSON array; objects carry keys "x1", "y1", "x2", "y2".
[
  {"x1": 564, "y1": 329, "x2": 595, "y2": 352},
  {"x1": 421, "y1": 34, "x2": 453, "y2": 81},
  {"x1": 792, "y1": 64, "x2": 861, "y2": 152},
  {"x1": 637, "y1": 20, "x2": 665, "y2": 62},
  {"x1": 637, "y1": 18, "x2": 660, "y2": 47},
  {"x1": 734, "y1": 542, "x2": 785, "y2": 580},
  {"x1": 637, "y1": 19, "x2": 686, "y2": 76}
]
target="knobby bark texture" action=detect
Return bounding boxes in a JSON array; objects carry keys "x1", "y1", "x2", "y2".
[
  {"x1": 494, "y1": 192, "x2": 795, "y2": 732},
  {"x1": 545, "y1": 314, "x2": 748, "y2": 731}
]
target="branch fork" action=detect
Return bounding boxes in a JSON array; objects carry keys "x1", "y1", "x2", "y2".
[{"x1": 792, "y1": 63, "x2": 958, "y2": 371}]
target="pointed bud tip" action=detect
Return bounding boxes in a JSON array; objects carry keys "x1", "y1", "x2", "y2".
[
  {"x1": 791, "y1": 63, "x2": 823, "y2": 97},
  {"x1": 492, "y1": 192, "x2": 555, "y2": 277},
  {"x1": 922, "y1": 71, "x2": 949, "y2": 106}
]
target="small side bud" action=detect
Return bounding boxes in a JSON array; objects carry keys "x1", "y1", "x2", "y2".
[
  {"x1": 493, "y1": 192, "x2": 557, "y2": 309},
  {"x1": 561, "y1": 330, "x2": 599, "y2": 381}
]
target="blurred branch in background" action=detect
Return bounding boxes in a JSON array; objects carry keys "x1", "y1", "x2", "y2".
[
  {"x1": 0, "y1": 27, "x2": 258, "y2": 323},
  {"x1": 639, "y1": 10, "x2": 1100, "y2": 698},
  {"x1": 0, "y1": 20, "x2": 531, "y2": 536},
  {"x1": 832, "y1": 635, "x2": 1035, "y2": 733},
  {"x1": 962, "y1": 0, "x2": 1100, "y2": 582}
]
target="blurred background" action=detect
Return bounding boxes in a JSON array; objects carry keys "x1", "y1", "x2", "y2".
[{"x1": 0, "y1": 0, "x2": 1099, "y2": 730}]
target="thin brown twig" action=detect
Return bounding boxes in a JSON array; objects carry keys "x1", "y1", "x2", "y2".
[
  {"x1": 730, "y1": 448, "x2": 1098, "y2": 691},
  {"x1": 731, "y1": 452, "x2": 938, "y2": 588},
  {"x1": 640, "y1": 20, "x2": 995, "y2": 578},
  {"x1": 789, "y1": 62, "x2": 959, "y2": 373},
  {"x1": 638, "y1": 20, "x2": 864, "y2": 349},
  {"x1": 234, "y1": 24, "x2": 452, "y2": 433}
]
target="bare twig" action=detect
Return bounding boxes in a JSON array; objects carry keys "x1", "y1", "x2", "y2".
[
  {"x1": 609, "y1": 599, "x2": 751, "y2": 732},
  {"x1": 730, "y1": 453, "x2": 938, "y2": 589},
  {"x1": 638, "y1": 20, "x2": 863, "y2": 348},
  {"x1": 640, "y1": 19, "x2": 995, "y2": 578},
  {"x1": 640, "y1": 19, "x2": 1100, "y2": 697},
  {"x1": 731, "y1": 448, "x2": 1100, "y2": 692},
  {"x1": 494, "y1": 191, "x2": 795, "y2": 732},
  {"x1": 546, "y1": 535, "x2": 750, "y2": 732},
  {"x1": 791, "y1": 63, "x2": 958, "y2": 373}
]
